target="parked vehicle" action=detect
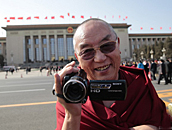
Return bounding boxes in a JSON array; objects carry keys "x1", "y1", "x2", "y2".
[{"x1": 3, "y1": 66, "x2": 16, "y2": 71}]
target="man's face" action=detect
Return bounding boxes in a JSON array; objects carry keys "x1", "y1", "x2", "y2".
[{"x1": 74, "y1": 20, "x2": 121, "y2": 80}]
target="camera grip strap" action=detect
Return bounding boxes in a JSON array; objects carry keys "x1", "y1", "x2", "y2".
[{"x1": 55, "y1": 92, "x2": 64, "y2": 99}]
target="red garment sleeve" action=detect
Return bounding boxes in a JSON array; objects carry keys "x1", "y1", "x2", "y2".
[{"x1": 55, "y1": 101, "x2": 65, "y2": 130}]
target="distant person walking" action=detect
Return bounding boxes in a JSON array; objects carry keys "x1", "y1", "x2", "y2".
[
  {"x1": 143, "y1": 60, "x2": 149, "y2": 76},
  {"x1": 137, "y1": 60, "x2": 144, "y2": 69},
  {"x1": 150, "y1": 60, "x2": 157, "y2": 80},
  {"x1": 158, "y1": 59, "x2": 168, "y2": 85},
  {"x1": 167, "y1": 58, "x2": 172, "y2": 83},
  {"x1": 10, "y1": 68, "x2": 14, "y2": 75}
]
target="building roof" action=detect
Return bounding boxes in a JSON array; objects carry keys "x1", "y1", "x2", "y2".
[
  {"x1": 0, "y1": 37, "x2": 6, "y2": 40},
  {"x1": 2, "y1": 23, "x2": 131, "y2": 31},
  {"x1": 129, "y1": 33, "x2": 172, "y2": 37}
]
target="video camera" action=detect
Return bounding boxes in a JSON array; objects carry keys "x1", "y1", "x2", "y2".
[{"x1": 52, "y1": 69, "x2": 127, "y2": 104}]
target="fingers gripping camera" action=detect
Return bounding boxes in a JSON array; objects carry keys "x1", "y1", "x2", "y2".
[
  {"x1": 62, "y1": 70, "x2": 88, "y2": 103},
  {"x1": 52, "y1": 69, "x2": 88, "y2": 103},
  {"x1": 52, "y1": 69, "x2": 127, "y2": 104}
]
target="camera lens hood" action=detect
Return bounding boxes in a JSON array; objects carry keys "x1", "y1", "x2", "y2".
[{"x1": 63, "y1": 77, "x2": 87, "y2": 103}]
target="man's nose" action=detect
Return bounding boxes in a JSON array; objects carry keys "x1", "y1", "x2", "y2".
[{"x1": 94, "y1": 50, "x2": 106, "y2": 62}]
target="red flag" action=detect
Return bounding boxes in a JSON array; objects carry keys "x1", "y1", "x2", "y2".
[
  {"x1": 45, "y1": 16, "x2": 48, "y2": 19},
  {"x1": 7, "y1": 20, "x2": 10, "y2": 22},
  {"x1": 160, "y1": 27, "x2": 162, "y2": 30},
  {"x1": 10, "y1": 17, "x2": 15, "y2": 20},
  {"x1": 125, "y1": 16, "x2": 128, "y2": 19},
  {"x1": 4, "y1": 17, "x2": 7, "y2": 19},
  {"x1": 34, "y1": 16, "x2": 39, "y2": 19},
  {"x1": 169, "y1": 27, "x2": 171, "y2": 30},
  {"x1": 119, "y1": 15, "x2": 121, "y2": 19},
  {"x1": 123, "y1": 18, "x2": 125, "y2": 21},
  {"x1": 27, "y1": 17, "x2": 31, "y2": 20},
  {"x1": 72, "y1": 15, "x2": 75, "y2": 18},
  {"x1": 18, "y1": 17, "x2": 23, "y2": 20},
  {"x1": 112, "y1": 15, "x2": 114, "y2": 18},
  {"x1": 140, "y1": 27, "x2": 143, "y2": 30},
  {"x1": 130, "y1": 28, "x2": 132, "y2": 30},
  {"x1": 81, "y1": 15, "x2": 84, "y2": 19},
  {"x1": 51, "y1": 16, "x2": 55, "y2": 19},
  {"x1": 90, "y1": 16, "x2": 92, "y2": 18},
  {"x1": 60, "y1": 15, "x2": 64, "y2": 19},
  {"x1": 68, "y1": 13, "x2": 70, "y2": 16},
  {"x1": 104, "y1": 15, "x2": 106, "y2": 18},
  {"x1": 150, "y1": 27, "x2": 154, "y2": 30}
]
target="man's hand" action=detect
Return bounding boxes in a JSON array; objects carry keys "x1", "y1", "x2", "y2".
[
  {"x1": 54, "y1": 61, "x2": 82, "y2": 130},
  {"x1": 130, "y1": 125, "x2": 158, "y2": 130}
]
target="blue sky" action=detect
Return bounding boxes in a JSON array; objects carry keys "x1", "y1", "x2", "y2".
[{"x1": 0, "y1": 0, "x2": 172, "y2": 37}]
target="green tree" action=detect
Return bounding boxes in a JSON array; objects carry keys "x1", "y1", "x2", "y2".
[
  {"x1": 146, "y1": 45, "x2": 151, "y2": 59},
  {"x1": 132, "y1": 38, "x2": 171, "y2": 61},
  {"x1": 139, "y1": 45, "x2": 147, "y2": 59},
  {"x1": 154, "y1": 41, "x2": 164, "y2": 59},
  {"x1": 150, "y1": 44, "x2": 155, "y2": 58},
  {"x1": 133, "y1": 48, "x2": 139, "y2": 60},
  {"x1": 164, "y1": 37, "x2": 172, "y2": 58}
]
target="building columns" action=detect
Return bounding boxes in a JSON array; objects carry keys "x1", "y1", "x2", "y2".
[
  {"x1": 54, "y1": 35, "x2": 58, "y2": 60},
  {"x1": 38, "y1": 35, "x2": 42, "y2": 61},
  {"x1": 1, "y1": 42, "x2": 4, "y2": 55},
  {"x1": 46, "y1": 35, "x2": 50, "y2": 61},
  {"x1": 30, "y1": 35, "x2": 34, "y2": 62},
  {"x1": 23, "y1": 37, "x2": 26, "y2": 62},
  {"x1": 63, "y1": 34, "x2": 67, "y2": 60},
  {"x1": 145, "y1": 38, "x2": 148, "y2": 45}
]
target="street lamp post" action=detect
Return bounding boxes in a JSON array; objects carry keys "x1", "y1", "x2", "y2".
[
  {"x1": 150, "y1": 49, "x2": 154, "y2": 59},
  {"x1": 133, "y1": 53, "x2": 136, "y2": 61},
  {"x1": 162, "y1": 47, "x2": 166, "y2": 58},
  {"x1": 162, "y1": 47, "x2": 166, "y2": 57},
  {"x1": 140, "y1": 51, "x2": 144, "y2": 59},
  {"x1": 11, "y1": 52, "x2": 14, "y2": 65}
]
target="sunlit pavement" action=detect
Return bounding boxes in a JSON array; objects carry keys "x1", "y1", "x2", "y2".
[
  {"x1": 0, "y1": 70, "x2": 172, "y2": 106},
  {"x1": 151, "y1": 79, "x2": 172, "y2": 108},
  {"x1": 0, "y1": 69, "x2": 53, "y2": 80},
  {"x1": 0, "y1": 70, "x2": 172, "y2": 129}
]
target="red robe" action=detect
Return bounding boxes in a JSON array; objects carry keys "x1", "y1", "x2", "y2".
[{"x1": 55, "y1": 66, "x2": 171, "y2": 130}]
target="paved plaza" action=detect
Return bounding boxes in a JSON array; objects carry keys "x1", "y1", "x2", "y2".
[
  {"x1": 1, "y1": 69, "x2": 172, "y2": 105},
  {"x1": 0, "y1": 68, "x2": 53, "y2": 80},
  {"x1": 0, "y1": 69, "x2": 172, "y2": 130}
]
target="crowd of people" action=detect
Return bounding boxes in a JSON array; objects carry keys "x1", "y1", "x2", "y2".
[
  {"x1": 122, "y1": 59, "x2": 172, "y2": 85},
  {"x1": 40, "y1": 65, "x2": 65, "y2": 76}
]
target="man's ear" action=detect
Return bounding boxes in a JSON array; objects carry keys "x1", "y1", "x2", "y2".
[
  {"x1": 117, "y1": 37, "x2": 120, "y2": 44},
  {"x1": 75, "y1": 53, "x2": 78, "y2": 61},
  {"x1": 75, "y1": 53, "x2": 81, "y2": 68}
]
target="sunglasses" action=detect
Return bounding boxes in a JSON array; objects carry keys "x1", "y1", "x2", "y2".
[{"x1": 78, "y1": 41, "x2": 116, "y2": 60}]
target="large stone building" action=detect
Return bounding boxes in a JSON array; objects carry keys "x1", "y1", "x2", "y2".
[
  {"x1": 0, "y1": 37, "x2": 6, "y2": 64},
  {"x1": 129, "y1": 33, "x2": 172, "y2": 50},
  {"x1": 1, "y1": 23, "x2": 172, "y2": 66}
]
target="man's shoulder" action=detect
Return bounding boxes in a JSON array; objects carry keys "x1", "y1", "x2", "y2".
[
  {"x1": 119, "y1": 66, "x2": 147, "y2": 84},
  {"x1": 120, "y1": 65, "x2": 145, "y2": 76}
]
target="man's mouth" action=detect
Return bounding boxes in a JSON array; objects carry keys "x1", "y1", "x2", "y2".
[{"x1": 95, "y1": 64, "x2": 110, "y2": 71}]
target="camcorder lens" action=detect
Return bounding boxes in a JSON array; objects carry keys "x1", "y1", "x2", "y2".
[{"x1": 64, "y1": 81, "x2": 86, "y2": 102}]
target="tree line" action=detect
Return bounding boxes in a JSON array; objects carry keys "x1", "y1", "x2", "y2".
[{"x1": 133, "y1": 37, "x2": 172, "y2": 61}]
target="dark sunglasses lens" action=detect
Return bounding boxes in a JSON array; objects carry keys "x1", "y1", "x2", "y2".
[
  {"x1": 100, "y1": 42, "x2": 116, "y2": 53},
  {"x1": 81, "y1": 49, "x2": 95, "y2": 60}
]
